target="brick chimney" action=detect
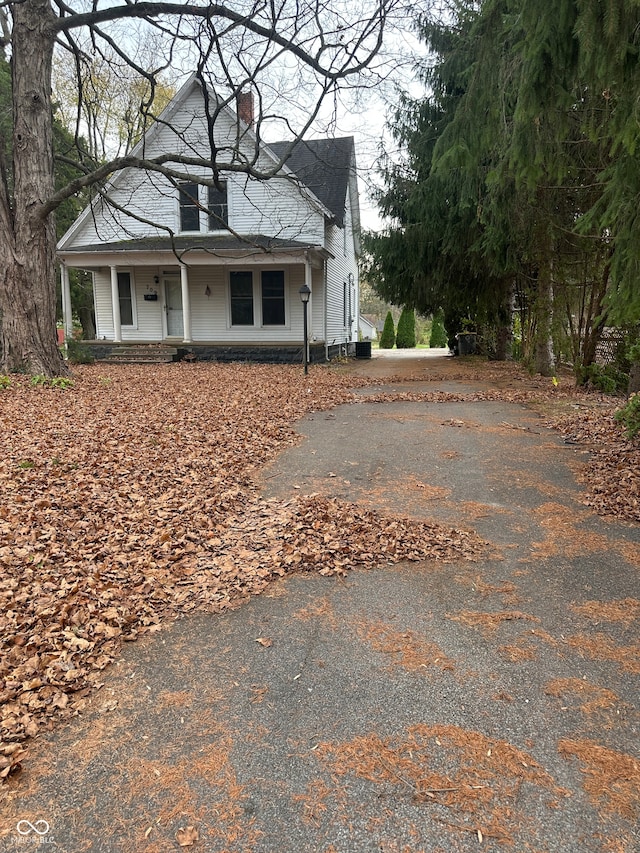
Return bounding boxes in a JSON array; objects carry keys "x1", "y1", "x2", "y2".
[{"x1": 237, "y1": 91, "x2": 254, "y2": 128}]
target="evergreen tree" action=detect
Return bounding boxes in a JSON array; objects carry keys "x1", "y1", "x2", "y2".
[
  {"x1": 366, "y1": 0, "x2": 629, "y2": 376},
  {"x1": 396, "y1": 307, "x2": 416, "y2": 348},
  {"x1": 429, "y1": 311, "x2": 448, "y2": 348},
  {"x1": 364, "y1": 2, "x2": 515, "y2": 358},
  {"x1": 379, "y1": 311, "x2": 395, "y2": 349}
]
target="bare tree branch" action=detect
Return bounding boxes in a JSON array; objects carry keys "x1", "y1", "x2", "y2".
[{"x1": 51, "y1": 1, "x2": 394, "y2": 80}]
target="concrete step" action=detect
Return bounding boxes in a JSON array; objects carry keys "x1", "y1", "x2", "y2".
[
  {"x1": 103, "y1": 345, "x2": 178, "y2": 364},
  {"x1": 102, "y1": 356, "x2": 175, "y2": 364},
  {"x1": 108, "y1": 346, "x2": 179, "y2": 355}
]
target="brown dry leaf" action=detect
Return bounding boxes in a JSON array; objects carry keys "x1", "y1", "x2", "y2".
[
  {"x1": 0, "y1": 359, "x2": 637, "y2": 783},
  {"x1": 0, "y1": 364, "x2": 488, "y2": 778},
  {"x1": 176, "y1": 825, "x2": 199, "y2": 847},
  {"x1": 255, "y1": 637, "x2": 273, "y2": 648}
]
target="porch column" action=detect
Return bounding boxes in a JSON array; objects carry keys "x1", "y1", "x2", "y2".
[
  {"x1": 60, "y1": 262, "x2": 73, "y2": 343},
  {"x1": 180, "y1": 263, "x2": 192, "y2": 343},
  {"x1": 110, "y1": 265, "x2": 122, "y2": 343}
]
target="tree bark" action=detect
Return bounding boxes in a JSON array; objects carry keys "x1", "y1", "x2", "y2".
[
  {"x1": 533, "y1": 266, "x2": 556, "y2": 376},
  {"x1": 492, "y1": 280, "x2": 515, "y2": 361},
  {"x1": 0, "y1": 0, "x2": 67, "y2": 376}
]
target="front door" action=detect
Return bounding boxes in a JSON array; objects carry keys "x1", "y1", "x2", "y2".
[{"x1": 164, "y1": 275, "x2": 183, "y2": 337}]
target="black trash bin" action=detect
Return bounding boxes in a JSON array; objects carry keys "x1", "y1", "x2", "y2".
[
  {"x1": 456, "y1": 332, "x2": 477, "y2": 356},
  {"x1": 355, "y1": 341, "x2": 372, "y2": 359}
]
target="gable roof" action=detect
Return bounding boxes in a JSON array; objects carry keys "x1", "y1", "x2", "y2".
[
  {"x1": 58, "y1": 76, "x2": 359, "y2": 253},
  {"x1": 268, "y1": 137, "x2": 355, "y2": 228}
]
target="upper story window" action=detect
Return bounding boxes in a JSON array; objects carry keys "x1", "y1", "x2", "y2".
[
  {"x1": 179, "y1": 181, "x2": 229, "y2": 232},
  {"x1": 179, "y1": 182, "x2": 200, "y2": 231},
  {"x1": 208, "y1": 183, "x2": 228, "y2": 230}
]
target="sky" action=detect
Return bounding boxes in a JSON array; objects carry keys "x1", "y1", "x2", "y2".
[{"x1": 293, "y1": 22, "x2": 429, "y2": 234}]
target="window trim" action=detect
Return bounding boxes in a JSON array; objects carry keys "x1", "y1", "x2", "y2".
[{"x1": 227, "y1": 269, "x2": 290, "y2": 329}]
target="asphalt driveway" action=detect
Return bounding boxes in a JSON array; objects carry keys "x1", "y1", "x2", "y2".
[{"x1": 2, "y1": 354, "x2": 638, "y2": 853}]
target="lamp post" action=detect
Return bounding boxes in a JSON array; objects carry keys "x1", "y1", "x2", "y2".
[{"x1": 298, "y1": 283, "x2": 311, "y2": 375}]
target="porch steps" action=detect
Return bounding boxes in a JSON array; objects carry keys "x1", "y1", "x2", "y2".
[{"x1": 102, "y1": 345, "x2": 179, "y2": 364}]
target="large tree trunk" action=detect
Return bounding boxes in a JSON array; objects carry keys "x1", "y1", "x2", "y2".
[
  {"x1": 533, "y1": 265, "x2": 556, "y2": 376},
  {"x1": 492, "y1": 281, "x2": 515, "y2": 361},
  {"x1": 0, "y1": 0, "x2": 66, "y2": 376}
]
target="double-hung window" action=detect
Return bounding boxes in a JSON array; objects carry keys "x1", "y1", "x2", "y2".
[
  {"x1": 229, "y1": 270, "x2": 286, "y2": 327},
  {"x1": 261, "y1": 271, "x2": 285, "y2": 326},
  {"x1": 179, "y1": 182, "x2": 200, "y2": 231},
  {"x1": 208, "y1": 183, "x2": 228, "y2": 230},
  {"x1": 230, "y1": 271, "x2": 254, "y2": 326}
]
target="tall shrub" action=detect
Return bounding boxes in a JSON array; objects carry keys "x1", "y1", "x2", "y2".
[
  {"x1": 396, "y1": 307, "x2": 416, "y2": 348},
  {"x1": 379, "y1": 311, "x2": 395, "y2": 349},
  {"x1": 429, "y1": 310, "x2": 448, "y2": 347}
]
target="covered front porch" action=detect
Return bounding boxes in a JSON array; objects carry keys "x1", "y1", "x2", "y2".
[{"x1": 58, "y1": 237, "x2": 330, "y2": 360}]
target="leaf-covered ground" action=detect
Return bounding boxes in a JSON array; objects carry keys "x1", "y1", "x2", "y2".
[{"x1": 0, "y1": 359, "x2": 637, "y2": 782}]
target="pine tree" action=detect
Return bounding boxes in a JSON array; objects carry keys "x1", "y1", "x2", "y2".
[
  {"x1": 379, "y1": 311, "x2": 395, "y2": 349},
  {"x1": 366, "y1": 0, "x2": 628, "y2": 375},
  {"x1": 396, "y1": 307, "x2": 416, "y2": 348}
]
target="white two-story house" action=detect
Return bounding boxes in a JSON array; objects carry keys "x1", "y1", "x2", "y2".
[{"x1": 57, "y1": 76, "x2": 360, "y2": 363}]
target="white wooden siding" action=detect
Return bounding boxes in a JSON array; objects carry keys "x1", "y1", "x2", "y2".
[
  {"x1": 324, "y1": 181, "x2": 359, "y2": 347},
  {"x1": 232, "y1": 177, "x2": 325, "y2": 244},
  {"x1": 93, "y1": 263, "x2": 323, "y2": 343},
  {"x1": 343, "y1": 182, "x2": 360, "y2": 341},
  {"x1": 143, "y1": 87, "x2": 243, "y2": 159},
  {"x1": 310, "y1": 270, "x2": 325, "y2": 342},
  {"x1": 93, "y1": 269, "x2": 164, "y2": 341},
  {"x1": 63, "y1": 84, "x2": 326, "y2": 250},
  {"x1": 324, "y1": 224, "x2": 350, "y2": 348}
]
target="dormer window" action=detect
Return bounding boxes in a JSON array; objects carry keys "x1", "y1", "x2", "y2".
[
  {"x1": 208, "y1": 183, "x2": 228, "y2": 230},
  {"x1": 179, "y1": 182, "x2": 200, "y2": 232}
]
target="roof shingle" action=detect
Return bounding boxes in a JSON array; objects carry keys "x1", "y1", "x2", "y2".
[{"x1": 269, "y1": 137, "x2": 354, "y2": 227}]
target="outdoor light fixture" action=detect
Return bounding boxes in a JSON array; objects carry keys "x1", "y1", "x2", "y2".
[{"x1": 298, "y1": 284, "x2": 311, "y2": 375}]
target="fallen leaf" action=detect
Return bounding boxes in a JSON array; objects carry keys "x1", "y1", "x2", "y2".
[
  {"x1": 1, "y1": 361, "x2": 635, "y2": 785},
  {"x1": 176, "y1": 825, "x2": 199, "y2": 847}
]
